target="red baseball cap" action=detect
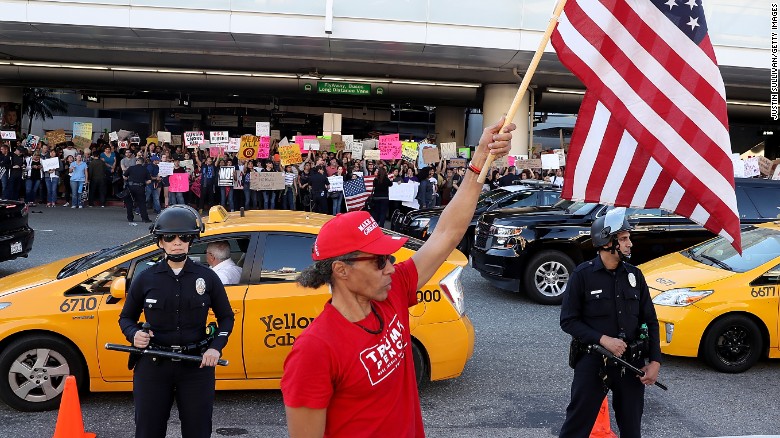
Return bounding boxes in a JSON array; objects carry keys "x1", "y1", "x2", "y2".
[{"x1": 312, "y1": 211, "x2": 407, "y2": 261}]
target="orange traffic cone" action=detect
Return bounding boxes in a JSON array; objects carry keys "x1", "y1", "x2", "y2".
[
  {"x1": 52, "y1": 375, "x2": 96, "y2": 438},
  {"x1": 589, "y1": 396, "x2": 617, "y2": 438}
]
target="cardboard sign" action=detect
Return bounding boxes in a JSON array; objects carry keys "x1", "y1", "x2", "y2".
[
  {"x1": 146, "y1": 137, "x2": 158, "y2": 146},
  {"x1": 458, "y1": 148, "x2": 471, "y2": 159},
  {"x1": 226, "y1": 137, "x2": 241, "y2": 153},
  {"x1": 108, "y1": 131, "x2": 119, "y2": 142},
  {"x1": 72, "y1": 122, "x2": 92, "y2": 141},
  {"x1": 349, "y1": 141, "x2": 364, "y2": 159},
  {"x1": 171, "y1": 135, "x2": 182, "y2": 146},
  {"x1": 279, "y1": 144, "x2": 303, "y2": 166},
  {"x1": 379, "y1": 134, "x2": 401, "y2": 160},
  {"x1": 184, "y1": 131, "x2": 205, "y2": 147},
  {"x1": 363, "y1": 139, "x2": 378, "y2": 150},
  {"x1": 157, "y1": 161, "x2": 174, "y2": 177},
  {"x1": 256, "y1": 122, "x2": 270, "y2": 137},
  {"x1": 440, "y1": 142, "x2": 457, "y2": 159},
  {"x1": 328, "y1": 175, "x2": 344, "y2": 192},
  {"x1": 364, "y1": 149, "x2": 381, "y2": 161},
  {"x1": 218, "y1": 166, "x2": 234, "y2": 186},
  {"x1": 758, "y1": 156, "x2": 773, "y2": 176},
  {"x1": 492, "y1": 155, "x2": 508, "y2": 169},
  {"x1": 422, "y1": 147, "x2": 440, "y2": 164},
  {"x1": 516, "y1": 158, "x2": 542, "y2": 169},
  {"x1": 318, "y1": 137, "x2": 332, "y2": 151},
  {"x1": 270, "y1": 129, "x2": 281, "y2": 140},
  {"x1": 157, "y1": 131, "x2": 172, "y2": 144},
  {"x1": 773, "y1": 163, "x2": 780, "y2": 180},
  {"x1": 303, "y1": 139, "x2": 320, "y2": 151},
  {"x1": 239, "y1": 135, "x2": 258, "y2": 160},
  {"x1": 169, "y1": 173, "x2": 189, "y2": 192},
  {"x1": 1, "y1": 131, "x2": 16, "y2": 140},
  {"x1": 41, "y1": 157, "x2": 60, "y2": 172},
  {"x1": 401, "y1": 142, "x2": 419, "y2": 162},
  {"x1": 46, "y1": 129, "x2": 67, "y2": 146},
  {"x1": 118, "y1": 129, "x2": 132, "y2": 141},
  {"x1": 210, "y1": 131, "x2": 229, "y2": 144},
  {"x1": 257, "y1": 136, "x2": 271, "y2": 159},
  {"x1": 295, "y1": 135, "x2": 316, "y2": 154},
  {"x1": 72, "y1": 136, "x2": 92, "y2": 150},
  {"x1": 447, "y1": 158, "x2": 467, "y2": 168},
  {"x1": 389, "y1": 183, "x2": 415, "y2": 202},
  {"x1": 255, "y1": 172, "x2": 285, "y2": 190}
]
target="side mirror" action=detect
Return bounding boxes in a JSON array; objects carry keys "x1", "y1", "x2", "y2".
[{"x1": 109, "y1": 276, "x2": 126, "y2": 303}]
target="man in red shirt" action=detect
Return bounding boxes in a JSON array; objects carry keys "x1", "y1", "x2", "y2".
[{"x1": 281, "y1": 117, "x2": 515, "y2": 438}]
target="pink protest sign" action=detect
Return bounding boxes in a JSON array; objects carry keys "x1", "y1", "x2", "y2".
[
  {"x1": 169, "y1": 173, "x2": 189, "y2": 193},
  {"x1": 379, "y1": 134, "x2": 401, "y2": 160},
  {"x1": 508, "y1": 156, "x2": 516, "y2": 167},
  {"x1": 209, "y1": 146, "x2": 223, "y2": 158},
  {"x1": 257, "y1": 136, "x2": 271, "y2": 159},
  {"x1": 296, "y1": 135, "x2": 317, "y2": 153}
]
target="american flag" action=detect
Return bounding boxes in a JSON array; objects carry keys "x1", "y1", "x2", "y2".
[
  {"x1": 552, "y1": 0, "x2": 740, "y2": 251},
  {"x1": 344, "y1": 175, "x2": 376, "y2": 212}
]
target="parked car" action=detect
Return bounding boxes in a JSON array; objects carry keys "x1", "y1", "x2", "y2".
[
  {"x1": 391, "y1": 183, "x2": 561, "y2": 255},
  {"x1": 0, "y1": 208, "x2": 473, "y2": 411},
  {"x1": 0, "y1": 199, "x2": 34, "y2": 263},
  {"x1": 641, "y1": 221, "x2": 780, "y2": 373},
  {"x1": 471, "y1": 178, "x2": 780, "y2": 305}
]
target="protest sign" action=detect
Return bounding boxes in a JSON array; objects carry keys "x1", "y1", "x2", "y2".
[
  {"x1": 363, "y1": 139, "x2": 378, "y2": 150},
  {"x1": 118, "y1": 129, "x2": 132, "y2": 141},
  {"x1": 744, "y1": 157, "x2": 760, "y2": 177},
  {"x1": 157, "y1": 131, "x2": 172, "y2": 144},
  {"x1": 773, "y1": 163, "x2": 780, "y2": 180},
  {"x1": 218, "y1": 166, "x2": 234, "y2": 186},
  {"x1": 440, "y1": 142, "x2": 457, "y2": 159},
  {"x1": 318, "y1": 137, "x2": 332, "y2": 152},
  {"x1": 555, "y1": 148, "x2": 567, "y2": 167},
  {"x1": 226, "y1": 137, "x2": 241, "y2": 153},
  {"x1": 541, "y1": 154, "x2": 560, "y2": 170},
  {"x1": 171, "y1": 135, "x2": 182, "y2": 146},
  {"x1": 758, "y1": 156, "x2": 773, "y2": 176},
  {"x1": 352, "y1": 171, "x2": 364, "y2": 178},
  {"x1": 146, "y1": 137, "x2": 158, "y2": 146},
  {"x1": 46, "y1": 129, "x2": 67, "y2": 146},
  {"x1": 492, "y1": 155, "x2": 508, "y2": 169},
  {"x1": 270, "y1": 129, "x2": 281, "y2": 140},
  {"x1": 118, "y1": 140, "x2": 129, "y2": 149},
  {"x1": 180, "y1": 159, "x2": 194, "y2": 173},
  {"x1": 42, "y1": 157, "x2": 59, "y2": 172},
  {"x1": 328, "y1": 175, "x2": 344, "y2": 192},
  {"x1": 349, "y1": 141, "x2": 364, "y2": 159},
  {"x1": 108, "y1": 131, "x2": 119, "y2": 142},
  {"x1": 379, "y1": 134, "x2": 401, "y2": 160},
  {"x1": 73, "y1": 122, "x2": 92, "y2": 141},
  {"x1": 516, "y1": 159, "x2": 542, "y2": 169},
  {"x1": 210, "y1": 131, "x2": 229, "y2": 144},
  {"x1": 389, "y1": 183, "x2": 415, "y2": 202},
  {"x1": 256, "y1": 122, "x2": 270, "y2": 137},
  {"x1": 422, "y1": 147, "x2": 440, "y2": 164},
  {"x1": 401, "y1": 142, "x2": 419, "y2": 162},
  {"x1": 1, "y1": 131, "x2": 16, "y2": 140},
  {"x1": 458, "y1": 148, "x2": 471, "y2": 159},
  {"x1": 239, "y1": 135, "x2": 258, "y2": 160},
  {"x1": 169, "y1": 173, "x2": 189, "y2": 192},
  {"x1": 364, "y1": 149, "x2": 380, "y2": 161},
  {"x1": 296, "y1": 135, "x2": 317, "y2": 153},
  {"x1": 249, "y1": 172, "x2": 261, "y2": 190},
  {"x1": 279, "y1": 145, "x2": 303, "y2": 166},
  {"x1": 303, "y1": 139, "x2": 320, "y2": 151},
  {"x1": 257, "y1": 136, "x2": 271, "y2": 159},
  {"x1": 72, "y1": 136, "x2": 91, "y2": 150},
  {"x1": 209, "y1": 146, "x2": 223, "y2": 158},
  {"x1": 447, "y1": 158, "x2": 467, "y2": 168},
  {"x1": 255, "y1": 172, "x2": 285, "y2": 190},
  {"x1": 157, "y1": 161, "x2": 174, "y2": 177},
  {"x1": 184, "y1": 131, "x2": 205, "y2": 147},
  {"x1": 130, "y1": 136, "x2": 141, "y2": 144},
  {"x1": 24, "y1": 135, "x2": 40, "y2": 149},
  {"x1": 732, "y1": 155, "x2": 746, "y2": 178},
  {"x1": 508, "y1": 156, "x2": 516, "y2": 167},
  {"x1": 198, "y1": 140, "x2": 212, "y2": 151},
  {"x1": 401, "y1": 181, "x2": 420, "y2": 209}
]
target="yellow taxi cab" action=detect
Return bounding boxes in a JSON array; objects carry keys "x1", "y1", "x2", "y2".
[
  {"x1": 0, "y1": 207, "x2": 474, "y2": 411},
  {"x1": 639, "y1": 221, "x2": 780, "y2": 373}
]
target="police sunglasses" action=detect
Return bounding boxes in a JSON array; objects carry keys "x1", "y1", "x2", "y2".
[
  {"x1": 161, "y1": 234, "x2": 195, "y2": 243},
  {"x1": 342, "y1": 254, "x2": 396, "y2": 270}
]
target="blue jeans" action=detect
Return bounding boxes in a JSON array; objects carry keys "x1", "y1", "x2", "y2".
[
  {"x1": 145, "y1": 185, "x2": 161, "y2": 213},
  {"x1": 282, "y1": 187, "x2": 295, "y2": 210},
  {"x1": 25, "y1": 179, "x2": 41, "y2": 203},
  {"x1": 331, "y1": 192, "x2": 343, "y2": 215},
  {"x1": 220, "y1": 186, "x2": 234, "y2": 211},
  {"x1": 243, "y1": 186, "x2": 255, "y2": 210},
  {"x1": 45, "y1": 178, "x2": 59, "y2": 204},
  {"x1": 263, "y1": 191, "x2": 276, "y2": 209},
  {"x1": 1, "y1": 171, "x2": 8, "y2": 199},
  {"x1": 70, "y1": 180, "x2": 84, "y2": 207},
  {"x1": 169, "y1": 192, "x2": 185, "y2": 205}
]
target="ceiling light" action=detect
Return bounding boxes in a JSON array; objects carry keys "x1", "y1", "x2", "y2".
[
  {"x1": 157, "y1": 69, "x2": 203, "y2": 74},
  {"x1": 12, "y1": 62, "x2": 63, "y2": 68},
  {"x1": 252, "y1": 73, "x2": 298, "y2": 79},
  {"x1": 205, "y1": 71, "x2": 253, "y2": 77},
  {"x1": 547, "y1": 88, "x2": 586, "y2": 95},
  {"x1": 141, "y1": 90, "x2": 150, "y2": 93},
  {"x1": 726, "y1": 100, "x2": 770, "y2": 107},
  {"x1": 111, "y1": 67, "x2": 158, "y2": 72},
  {"x1": 63, "y1": 65, "x2": 109, "y2": 70}
]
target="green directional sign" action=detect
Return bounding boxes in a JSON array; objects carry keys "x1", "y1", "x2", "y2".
[{"x1": 317, "y1": 81, "x2": 371, "y2": 95}]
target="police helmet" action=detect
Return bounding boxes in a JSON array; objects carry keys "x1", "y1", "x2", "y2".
[
  {"x1": 149, "y1": 205, "x2": 204, "y2": 236},
  {"x1": 591, "y1": 207, "x2": 632, "y2": 248}
]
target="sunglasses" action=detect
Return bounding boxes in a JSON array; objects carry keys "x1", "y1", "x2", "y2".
[
  {"x1": 161, "y1": 234, "x2": 195, "y2": 243},
  {"x1": 342, "y1": 254, "x2": 396, "y2": 270}
]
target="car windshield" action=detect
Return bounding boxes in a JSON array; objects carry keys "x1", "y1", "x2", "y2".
[
  {"x1": 553, "y1": 199, "x2": 597, "y2": 215},
  {"x1": 475, "y1": 189, "x2": 509, "y2": 209},
  {"x1": 57, "y1": 234, "x2": 156, "y2": 279},
  {"x1": 685, "y1": 226, "x2": 780, "y2": 273}
]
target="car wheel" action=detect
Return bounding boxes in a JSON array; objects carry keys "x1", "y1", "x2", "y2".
[
  {"x1": 411, "y1": 342, "x2": 428, "y2": 386},
  {"x1": 523, "y1": 250, "x2": 575, "y2": 305},
  {"x1": 702, "y1": 315, "x2": 762, "y2": 373},
  {"x1": 0, "y1": 335, "x2": 85, "y2": 412}
]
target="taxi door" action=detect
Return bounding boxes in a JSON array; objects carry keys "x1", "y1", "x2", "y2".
[
  {"x1": 751, "y1": 262, "x2": 780, "y2": 353},
  {"x1": 242, "y1": 232, "x2": 330, "y2": 379}
]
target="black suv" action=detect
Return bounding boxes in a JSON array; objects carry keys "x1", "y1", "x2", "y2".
[
  {"x1": 391, "y1": 183, "x2": 561, "y2": 255},
  {"x1": 0, "y1": 199, "x2": 34, "y2": 262},
  {"x1": 471, "y1": 178, "x2": 780, "y2": 305}
]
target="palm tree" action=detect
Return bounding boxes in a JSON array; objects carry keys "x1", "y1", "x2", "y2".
[{"x1": 22, "y1": 88, "x2": 68, "y2": 134}]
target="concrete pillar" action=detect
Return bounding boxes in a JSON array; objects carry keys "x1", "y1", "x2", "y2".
[
  {"x1": 149, "y1": 109, "x2": 164, "y2": 135},
  {"x1": 0, "y1": 87, "x2": 23, "y2": 136},
  {"x1": 435, "y1": 106, "x2": 465, "y2": 146},
  {"x1": 483, "y1": 84, "x2": 529, "y2": 156}
]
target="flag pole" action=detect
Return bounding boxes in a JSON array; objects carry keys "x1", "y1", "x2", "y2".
[{"x1": 477, "y1": 0, "x2": 569, "y2": 184}]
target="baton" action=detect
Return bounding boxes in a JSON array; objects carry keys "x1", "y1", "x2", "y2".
[
  {"x1": 105, "y1": 343, "x2": 229, "y2": 366},
  {"x1": 589, "y1": 344, "x2": 667, "y2": 391}
]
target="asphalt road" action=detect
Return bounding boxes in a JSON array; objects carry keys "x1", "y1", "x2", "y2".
[{"x1": 1, "y1": 206, "x2": 779, "y2": 437}]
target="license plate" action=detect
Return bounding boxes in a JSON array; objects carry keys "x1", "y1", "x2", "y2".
[{"x1": 10, "y1": 241, "x2": 22, "y2": 254}]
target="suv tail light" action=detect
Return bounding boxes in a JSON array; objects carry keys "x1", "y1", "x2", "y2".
[{"x1": 440, "y1": 266, "x2": 465, "y2": 315}]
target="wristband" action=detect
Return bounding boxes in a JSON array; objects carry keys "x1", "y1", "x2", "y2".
[{"x1": 468, "y1": 163, "x2": 482, "y2": 174}]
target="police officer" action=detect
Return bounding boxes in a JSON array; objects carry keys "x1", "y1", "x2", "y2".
[
  {"x1": 119, "y1": 205, "x2": 234, "y2": 438},
  {"x1": 124, "y1": 156, "x2": 152, "y2": 224},
  {"x1": 559, "y1": 208, "x2": 661, "y2": 438}
]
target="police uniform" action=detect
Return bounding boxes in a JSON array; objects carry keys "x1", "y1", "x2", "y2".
[
  {"x1": 119, "y1": 257, "x2": 234, "y2": 438},
  {"x1": 559, "y1": 255, "x2": 661, "y2": 438},
  {"x1": 124, "y1": 162, "x2": 151, "y2": 222}
]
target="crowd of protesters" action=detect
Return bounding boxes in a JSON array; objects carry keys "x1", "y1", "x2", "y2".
[{"x1": 0, "y1": 134, "x2": 564, "y2": 224}]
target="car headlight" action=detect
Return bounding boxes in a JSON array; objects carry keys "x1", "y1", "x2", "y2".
[
  {"x1": 652, "y1": 288, "x2": 713, "y2": 307},
  {"x1": 491, "y1": 225, "x2": 525, "y2": 246},
  {"x1": 0, "y1": 303, "x2": 11, "y2": 311},
  {"x1": 410, "y1": 218, "x2": 430, "y2": 229}
]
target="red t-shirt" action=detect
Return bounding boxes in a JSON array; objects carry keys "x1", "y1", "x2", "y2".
[{"x1": 281, "y1": 259, "x2": 423, "y2": 437}]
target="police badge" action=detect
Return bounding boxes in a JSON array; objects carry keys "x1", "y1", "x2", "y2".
[
  {"x1": 195, "y1": 278, "x2": 206, "y2": 295},
  {"x1": 628, "y1": 272, "x2": 637, "y2": 288}
]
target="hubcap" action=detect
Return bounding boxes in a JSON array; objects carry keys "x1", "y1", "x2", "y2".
[
  {"x1": 534, "y1": 261, "x2": 569, "y2": 297},
  {"x1": 8, "y1": 348, "x2": 70, "y2": 402},
  {"x1": 715, "y1": 325, "x2": 751, "y2": 365}
]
